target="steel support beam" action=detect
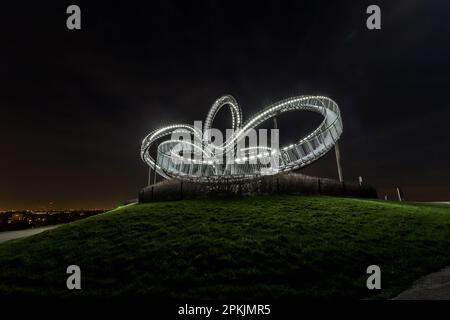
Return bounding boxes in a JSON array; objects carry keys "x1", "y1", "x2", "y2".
[{"x1": 335, "y1": 141, "x2": 344, "y2": 182}]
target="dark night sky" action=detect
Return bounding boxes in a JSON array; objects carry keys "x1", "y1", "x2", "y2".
[{"x1": 1, "y1": 1, "x2": 449, "y2": 209}]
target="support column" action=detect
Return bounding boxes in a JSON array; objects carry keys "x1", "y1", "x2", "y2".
[
  {"x1": 335, "y1": 141, "x2": 344, "y2": 182},
  {"x1": 147, "y1": 166, "x2": 152, "y2": 186},
  {"x1": 153, "y1": 165, "x2": 157, "y2": 185},
  {"x1": 273, "y1": 117, "x2": 278, "y2": 129}
]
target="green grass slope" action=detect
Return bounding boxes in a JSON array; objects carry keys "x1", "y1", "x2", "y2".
[{"x1": 0, "y1": 196, "x2": 450, "y2": 299}]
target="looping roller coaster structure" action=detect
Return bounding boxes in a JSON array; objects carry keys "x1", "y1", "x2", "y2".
[{"x1": 141, "y1": 95, "x2": 343, "y2": 183}]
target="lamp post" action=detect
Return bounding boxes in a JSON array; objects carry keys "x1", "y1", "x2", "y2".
[{"x1": 396, "y1": 186, "x2": 404, "y2": 201}]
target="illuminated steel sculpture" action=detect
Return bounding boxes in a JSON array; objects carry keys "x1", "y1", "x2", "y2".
[{"x1": 141, "y1": 95, "x2": 343, "y2": 183}]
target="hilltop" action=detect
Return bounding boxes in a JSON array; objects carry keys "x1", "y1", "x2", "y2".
[{"x1": 0, "y1": 195, "x2": 449, "y2": 299}]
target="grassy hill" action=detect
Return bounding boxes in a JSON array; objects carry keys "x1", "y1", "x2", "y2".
[{"x1": 0, "y1": 195, "x2": 450, "y2": 299}]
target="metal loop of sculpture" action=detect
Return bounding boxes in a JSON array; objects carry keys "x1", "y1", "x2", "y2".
[{"x1": 141, "y1": 95, "x2": 343, "y2": 182}]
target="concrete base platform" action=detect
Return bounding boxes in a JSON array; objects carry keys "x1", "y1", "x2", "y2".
[{"x1": 139, "y1": 172, "x2": 377, "y2": 203}]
